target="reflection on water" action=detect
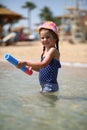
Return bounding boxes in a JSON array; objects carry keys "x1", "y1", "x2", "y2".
[{"x1": 0, "y1": 62, "x2": 87, "y2": 130}]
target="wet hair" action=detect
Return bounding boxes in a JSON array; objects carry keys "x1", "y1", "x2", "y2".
[{"x1": 40, "y1": 29, "x2": 59, "y2": 59}]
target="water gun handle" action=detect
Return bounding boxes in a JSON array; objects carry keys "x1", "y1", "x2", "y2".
[{"x1": 4, "y1": 54, "x2": 33, "y2": 75}]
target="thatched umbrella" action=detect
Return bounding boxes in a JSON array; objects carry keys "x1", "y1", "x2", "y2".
[
  {"x1": 0, "y1": 7, "x2": 25, "y2": 38},
  {"x1": 0, "y1": 7, "x2": 25, "y2": 25}
]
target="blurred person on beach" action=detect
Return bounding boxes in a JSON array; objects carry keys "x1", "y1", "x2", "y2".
[
  {"x1": 1, "y1": 27, "x2": 25, "y2": 46},
  {"x1": 17, "y1": 21, "x2": 61, "y2": 93}
]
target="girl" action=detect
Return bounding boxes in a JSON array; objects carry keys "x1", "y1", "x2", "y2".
[{"x1": 17, "y1": 21, "x2": 61, "y2": 93}]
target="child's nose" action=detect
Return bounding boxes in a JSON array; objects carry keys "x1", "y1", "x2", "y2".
[{"x1": 44, "y1": 38, "x2": 47, "y2": 41}]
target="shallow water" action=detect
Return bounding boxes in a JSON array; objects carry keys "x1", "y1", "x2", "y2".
[{"x1": 0, "y1": 62, "x2": 87, "y2": 130}]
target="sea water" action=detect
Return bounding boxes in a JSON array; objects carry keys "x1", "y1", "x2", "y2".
[{"x1": 0, "y1": 62, "x2": 87, "y2": 130}]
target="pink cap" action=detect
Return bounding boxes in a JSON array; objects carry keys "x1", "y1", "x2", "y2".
[{"x1": 38, "y1": 21, "x2": 59, "y2": 38}]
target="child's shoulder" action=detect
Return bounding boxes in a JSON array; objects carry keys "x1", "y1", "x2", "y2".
[
  {"x1": 49, "y1": 47, "x2": 60, "y2": 60},
  {"x1": 49, "y1": 47, "x2": 56, "y2": 52},
  {"x1": 47, "y1": 47, "x2": 56, "y2": 56},
  {"x1": 49, "y1": 47, "x2": 59, "y2": 54}
]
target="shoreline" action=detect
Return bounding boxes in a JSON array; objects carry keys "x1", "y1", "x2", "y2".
[
  {"x1": 61, "y1": 62, "x2": 87, "y2": 68},
  {"x1": 1, "y1": 60, "x2": 87, "y2": 68}
]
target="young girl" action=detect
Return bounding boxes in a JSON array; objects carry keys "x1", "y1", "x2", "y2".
[{"x1": 17, "y1": 21, "x2": 61, "y2": 93}]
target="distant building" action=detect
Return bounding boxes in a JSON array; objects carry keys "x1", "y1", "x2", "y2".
[{"x1": 56, "y1": 7, "x2": 87, "y2": 42}]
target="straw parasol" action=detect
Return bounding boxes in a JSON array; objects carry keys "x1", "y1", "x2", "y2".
[
  {"x1": 0, "y1": 7, "x2": 25, "y2": 24},
  {"x1": 0, "y1": 7, "x2": 26, "y2": 38}
]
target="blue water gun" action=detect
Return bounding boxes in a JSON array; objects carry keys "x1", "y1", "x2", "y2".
[{"x1": 4, "y1": 54, "x2": 33, "y2": 75}]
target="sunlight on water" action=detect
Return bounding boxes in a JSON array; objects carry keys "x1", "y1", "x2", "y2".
[{"x1": 0, "y1": 62, "x2": 87, "y2": 130}]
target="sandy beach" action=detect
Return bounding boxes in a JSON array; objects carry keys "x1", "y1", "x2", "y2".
[{"x1": 0, "y1": 40, "x2": 87, "y2": 64}]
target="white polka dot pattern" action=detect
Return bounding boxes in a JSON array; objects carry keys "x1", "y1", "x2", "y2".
[{"x1": 39, "y1": 58, "x2": 61, "y2": 84}]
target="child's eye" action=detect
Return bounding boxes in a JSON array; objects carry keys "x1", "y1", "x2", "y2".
[
  {"x1": 41, "y1": 37, "x2": 44, "y2": 39},
  {"x1": 41, "y1": 36, "x2": 50, "y2": 40}
]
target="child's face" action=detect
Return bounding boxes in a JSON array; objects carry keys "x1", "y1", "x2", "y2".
[{"x1": 40, "y1": 29, "x2": 56, "y2": 48}]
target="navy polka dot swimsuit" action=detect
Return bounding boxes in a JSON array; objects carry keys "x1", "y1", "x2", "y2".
[{"x1": 39, "y1": 57, "x2": 61, "y2": 92}]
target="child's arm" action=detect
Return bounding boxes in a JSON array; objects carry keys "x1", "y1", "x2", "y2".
[{"x1": 17, "y1": 48, "x2": 58, "y2": 71}]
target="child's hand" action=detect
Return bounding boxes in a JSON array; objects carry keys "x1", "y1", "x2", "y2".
[{"x1": 16, "y1": 61, "x2": 26, "y2": 68}]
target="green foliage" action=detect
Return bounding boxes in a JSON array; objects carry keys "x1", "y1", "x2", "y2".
[
  {"x1": 22, "y1": 1, "x2": 36, "y2": 10},
  {"x1": 52, "y1": 17, "x2": 61, "y2": 26},
  {"x1": 38, "y1": 6, "x2": 61, "y2": 26},
  {"x1": 39, "y1": 6, "x2": 53, "y2": 21}
]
